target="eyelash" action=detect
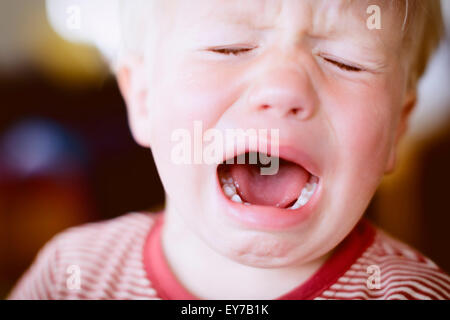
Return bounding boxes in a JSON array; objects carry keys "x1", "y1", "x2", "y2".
[
  {"x1": 322, "y1": 57, "x2": 364, "y2": 72},
  {"x1": 209, "y1": 47, "x2": 254, "y2": 56},
  {"x1": 209, "y1": 47, "x2": 364, "y2": 72}
]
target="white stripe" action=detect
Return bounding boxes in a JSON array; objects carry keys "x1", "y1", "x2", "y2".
[
  {"x1": 341, "y1": 264, "x2": 450, "y2": 291},
  {"x1": 348, "y1": 261, "x2": 450, "y2": 286},
  {"x1": 330, "y1": 277, "x2": 445, "y2": 300},
  {"x1": 336, "y1": 273, "x2": 449, "y2": 296},
  {"x1": 324, "y1": 285, "x2": 432, "y2": 300}
]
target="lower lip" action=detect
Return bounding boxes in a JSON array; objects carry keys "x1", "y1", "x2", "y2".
[{"x1": 214, "y1": 172, "x2": 322, "y2": 231}]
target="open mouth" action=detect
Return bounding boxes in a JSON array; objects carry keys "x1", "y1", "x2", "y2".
[{"x1": 217, "y1": 152, "x2": 319, "y2": 210}]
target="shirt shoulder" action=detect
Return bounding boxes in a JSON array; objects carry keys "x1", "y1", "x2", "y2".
[
  {"x1": 8, "y1": 212, "x2": 161, "y2": 300},
  {"x1": 319, "y1": 224, "x2": 450, "y2": 300}
]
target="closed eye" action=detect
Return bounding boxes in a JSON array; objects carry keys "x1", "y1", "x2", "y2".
[
  {"x1": 208, "y1": 47, "x2": 255, "y2": 56},
  {"x1": 322, "y1": 57, "x2": 364, "y2": 72}
]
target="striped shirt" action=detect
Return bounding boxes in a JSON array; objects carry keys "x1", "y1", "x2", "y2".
[{"x1": 7, "y1": 212, "x2": 450, "y2": 300}]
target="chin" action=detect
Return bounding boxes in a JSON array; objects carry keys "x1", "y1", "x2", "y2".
[{"x1": 203, "y1": 224, "x2": 308, "y2": 268}]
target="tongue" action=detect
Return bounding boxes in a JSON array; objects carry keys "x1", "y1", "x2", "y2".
[{"x1": 229, "y1": 160, "x2": 310, "y2": 208}]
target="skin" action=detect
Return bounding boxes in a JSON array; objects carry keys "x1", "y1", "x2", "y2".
[{"x1": 117, "y1": 0, "x2": 417, "y2": 299}]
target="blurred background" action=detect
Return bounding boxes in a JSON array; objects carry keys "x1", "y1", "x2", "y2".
[{"x1": 0, "y1": 0, "x2": 449, "y2": 299}]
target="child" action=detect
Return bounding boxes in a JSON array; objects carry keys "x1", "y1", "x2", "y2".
[{"x1": 9, "y1": 0, "x2": 450, "y2": 300}]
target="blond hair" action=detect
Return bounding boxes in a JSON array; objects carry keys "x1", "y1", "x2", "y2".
[{"x1": 404, "y1": 0, "x2": 444, "y2": 87}]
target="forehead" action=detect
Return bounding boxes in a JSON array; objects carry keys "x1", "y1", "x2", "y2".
[
  {"x1": 163, "y1": 0, "x2": 405, "y2": 51},
  {"x1": 167, "y1": 0, "x2": 404, "y2": 27}
]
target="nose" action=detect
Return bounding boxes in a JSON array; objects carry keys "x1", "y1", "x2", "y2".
[{"x1": 246, "y1": 68, "x2": 318, "y2": 121}]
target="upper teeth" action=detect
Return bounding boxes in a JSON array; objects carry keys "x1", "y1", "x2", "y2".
[{"x1": 221, "y1": 176, "x2": 318, "y2": 209}]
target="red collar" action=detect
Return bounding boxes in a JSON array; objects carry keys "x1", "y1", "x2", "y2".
[{"x1": 143, "y1": 213, "x2": 375, "y2": 300}]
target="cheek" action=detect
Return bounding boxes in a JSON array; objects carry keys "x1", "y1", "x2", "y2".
[
  {"x1": 146, "y1": 57, "x2": 245, "y2": 204},
  {"x1": 328, "y1": 80, "x2": 402, "y2": 178},
  {"x1": 147, "y1": 58, "x2": 247, "y2": 187},
  {"x1": 153, "y1": 56, "x2": 243, "y2": 131}
]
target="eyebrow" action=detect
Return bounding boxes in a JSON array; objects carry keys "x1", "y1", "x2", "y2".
[
  {"x1": 212, "y1": 12, "x2": 274, "y2": 31},
  {"x1": 197, "y1": 0, "x2": 402, "y2": 51},
  {"x1": 311, "y1": 0, "x2": 403, "y2": 43},
  {"x1": 211, "y1": 0, "x2": 281, "y2": 30},
  {"x1": 211, "y1": 0, "x2": 368, "y2": 34}
]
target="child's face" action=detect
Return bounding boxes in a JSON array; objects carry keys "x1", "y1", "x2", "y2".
[{"x1": 122, "y1": 0, "x2": 415, "y2": 267}]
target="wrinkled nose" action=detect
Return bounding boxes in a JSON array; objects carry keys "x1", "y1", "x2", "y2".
[{"x1": 246, "y1": 68, "x2": 318, "y2": 121}]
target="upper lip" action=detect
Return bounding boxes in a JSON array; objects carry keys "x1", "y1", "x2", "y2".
[{"x1": 219, "y1": 139, "x2": 321, "y2": 178}]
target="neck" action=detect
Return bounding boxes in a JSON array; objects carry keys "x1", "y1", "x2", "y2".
[{"x1": 161, "y1": 201, "x2": 332, "y2": 300}]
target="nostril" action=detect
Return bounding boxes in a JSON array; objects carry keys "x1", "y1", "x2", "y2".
[
  {"x1": 257, "y1": 104, "x2": 310, "y2": 119},
  {"x1": 290, "y1": 108, "x2": 300, "y2": 115}
]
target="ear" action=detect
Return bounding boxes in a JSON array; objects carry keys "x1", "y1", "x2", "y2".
[
  {"x1": 116, "y1": 56, "x2": 151, "y2": 148},
  {"x1": 384, "y1": 90, "x2": 417, "y2": 174}
]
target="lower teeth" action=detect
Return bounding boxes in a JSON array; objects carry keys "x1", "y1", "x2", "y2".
[
  {"x1": 231, "y1": 194, "x2": 243, "y2": 203},
  {"x1": 287, "y1": 180, "x2": 317, "y2": 210},
  {"x1": 221, "y1": 176, "x2": 318, "y2": 209}
]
